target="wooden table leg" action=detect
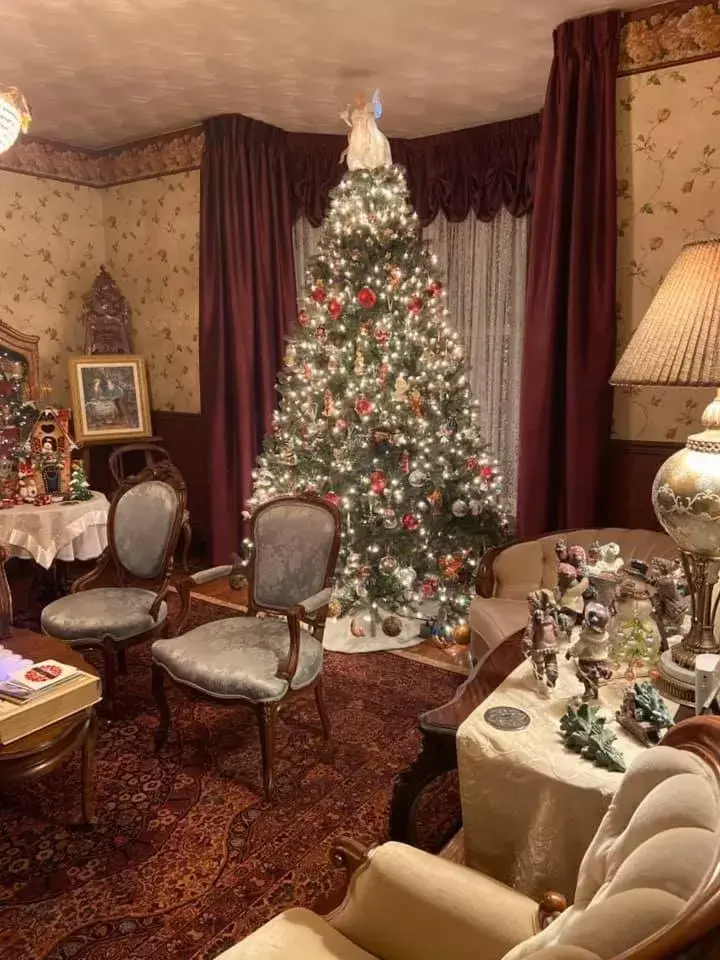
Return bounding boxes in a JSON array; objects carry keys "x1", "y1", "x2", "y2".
[
  {"x1": 389, "y1": 730, "x2": 458, "y2": 845},
  {"x1": 81, "y1": 710, "x2": 97, "y2": 826}
]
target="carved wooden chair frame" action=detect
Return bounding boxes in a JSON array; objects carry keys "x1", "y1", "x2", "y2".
[
  {"x1": 63, "y1": 462, "x2": 187, "y2": 713},
  {"x1": 153, "y1": 493, "x2": 342, "y2": 799}
]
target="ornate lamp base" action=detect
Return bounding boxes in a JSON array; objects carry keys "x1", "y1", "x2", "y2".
[{"x1": 656, "y1": 648, "x2": 696, "y2": 705}]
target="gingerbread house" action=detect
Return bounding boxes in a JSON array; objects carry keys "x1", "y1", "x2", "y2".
[{"x1": 28, "y1": 408, "x2": 77, "y2": 497}]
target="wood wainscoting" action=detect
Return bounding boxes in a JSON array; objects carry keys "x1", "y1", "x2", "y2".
[{"x1": 604, "y1": 438, "x2": 682, "y2": 531}]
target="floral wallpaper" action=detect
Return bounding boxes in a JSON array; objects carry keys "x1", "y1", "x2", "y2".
[
  {"x1": 614, "y1": 56, "x2": 720, "y2": 441},
  {"x1": 103, "y1": 171, "x2": 200, "y2": 413},
  {"x1": 0, "y1": 171, "x2": 104, "y2": 405}
]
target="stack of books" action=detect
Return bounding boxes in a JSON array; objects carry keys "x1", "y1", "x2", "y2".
[{"x1": 0, "y1": 659, "x2": 101, "y2": 745}]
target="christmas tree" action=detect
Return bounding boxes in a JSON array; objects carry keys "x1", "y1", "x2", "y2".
[
  {"x1": 251, "y1": 163, "x2": 511, "y2": 633},
  {"x1": 69, "y1": 460, "x2": 92, "y2": 501}
]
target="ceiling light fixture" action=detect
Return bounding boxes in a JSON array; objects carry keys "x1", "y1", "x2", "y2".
[{"x1": 0, "y1": 87, "x2": 31, "y2": 154}]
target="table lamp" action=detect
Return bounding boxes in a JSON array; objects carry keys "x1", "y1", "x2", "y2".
[{"x1": 611, "y1": 238, "x2": 720, "y2": 700}]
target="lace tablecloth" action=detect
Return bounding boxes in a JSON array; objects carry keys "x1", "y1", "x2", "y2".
[
  {"x1": 457, "y1": 655, "x2": 678, "y2": 900},
  {"x1": 0, "y1": 492, "x2": 109, "y2": 569}
]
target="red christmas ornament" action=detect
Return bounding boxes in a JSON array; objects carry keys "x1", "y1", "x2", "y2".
[
  {"x1": 402, "y1": 514, "x2": 420, "y2": 531},
  {"x1": 422, "y1": 576, "x2": 439, "y2": 598},
  {"x1": 427, "y1": 281, "x2": 443, "y2": 297},
  {"x1": 480, "y1": 466, "x2": 495, "y2": 480},
  {"x1": 357, "y1": 287, "x2": 377, "y2": 309},
  {"x1": 335, "y1": 418, "x2": 349, "y2": 431},
  {"x1": 465, "y1": 456, "x2": 479, "y2": 471},
  {"x1": 298, "y1": 309, "x2": 310, "y2": 327},
  {"x1": 370, "y1": 470, "x2": 386, "y2": 494},
  {"x1": 400, "y1": 450, "x2": 410, "y2": 474},
  {"x1": 408, "y1": 296, "x2": 423, "y2": 314},
  {"x1": 378, "y1": 362, "x2": 388, "y2": 386},
  {"x1": 354, "y1": 396, "x2": 373, "y2": 417},
  {"x1": 373, "y1": 327, "x2": 390, "y2": 345},
  {"x1": 311, "y1": 286, "x2": 326, "y2": 304},
  {"x1": 324, "y1": 491, "x2": 341, "y2": 507},
  {"x1": 328, "y1": 298, "x2": 342, "y2": 320}
]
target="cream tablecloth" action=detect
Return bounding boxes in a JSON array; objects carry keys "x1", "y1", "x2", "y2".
[
  {"x1": 457, "y1": 654, "x2": 678, "y2": 900},
  {"x1": 0, "y1": 492, "x2": 109, "y2": 569}
]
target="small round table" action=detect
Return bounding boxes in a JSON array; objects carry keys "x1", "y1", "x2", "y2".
[{"x1": 0, "y1": 630, "x2": 98, "y2": 825}]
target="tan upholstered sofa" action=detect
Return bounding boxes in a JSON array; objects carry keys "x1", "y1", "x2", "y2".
[
  {"x1": 209, "y1": 717, "x2": 720, "y2": 960},
  {"x1": 469, "y1": 528, "x2": 676, "y2": 663}
]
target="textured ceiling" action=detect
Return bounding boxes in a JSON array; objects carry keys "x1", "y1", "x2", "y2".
[{"x1": 1, "y1": 0, "x2": 659, "y2": 149}]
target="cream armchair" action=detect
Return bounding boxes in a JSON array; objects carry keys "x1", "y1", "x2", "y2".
[
  {"x1": 215, "y1": 716, "x2": 720, "y2": 960},
  {"x1": 470, "y1": 527, "x2": 676, "y2": 662}
]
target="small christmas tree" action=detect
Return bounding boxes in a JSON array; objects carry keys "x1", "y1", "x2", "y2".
[
  {"x1": 251, "y1": 163, "x2": 511, "y2": 632},
  {"x1": 613, "y1": 614, "x2": 659, "y2": 680},
  {"x1": 69, "y1": 460, "x2": 92, "y2": 501}
]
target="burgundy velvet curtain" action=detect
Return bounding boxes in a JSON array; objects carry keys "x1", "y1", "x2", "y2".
[
  {"x1": 200, "y1": 115, "x2": 297, "y2": 563},
  {"x1": 286, "y1": 114, "x2": 539, "y2": 227},
  {"x1": 517, "y1": 12, "x2": 619, "y2": 537}
]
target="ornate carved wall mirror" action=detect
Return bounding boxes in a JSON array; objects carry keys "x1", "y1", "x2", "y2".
[{"x1": 0, "y1": 320, "x2": 39, "y2": 406}]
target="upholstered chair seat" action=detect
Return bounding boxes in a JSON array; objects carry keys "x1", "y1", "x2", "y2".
[
  {"x1": 217, "y1": 717, "x2": 720, "y2": 960},
  {"x1": 42, "y1": 587, "x2": 168, "y2": 642},
  {"x1": 152, "y1": 617, "x2": 322, "y2": 701},
  {"x1": 151, "y1": 495, "x2": 342, "y2": 799}
]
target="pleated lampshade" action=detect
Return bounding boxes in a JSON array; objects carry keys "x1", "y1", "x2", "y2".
[{"x1": 611, "y1": 238, "x2": 720, "y2": 386}]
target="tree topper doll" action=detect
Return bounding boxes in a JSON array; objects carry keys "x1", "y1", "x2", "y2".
[{"x1": 340, "y1": 90, "x2": 393, "y2": 171}]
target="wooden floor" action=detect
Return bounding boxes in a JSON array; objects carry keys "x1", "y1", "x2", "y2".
[{"x1": 192, "y1": 576, "x2": 471, "y2": 676}]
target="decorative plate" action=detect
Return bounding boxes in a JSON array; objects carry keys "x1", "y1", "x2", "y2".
[{"x1": 484, "y1": 706, "x2": 531, "y2": 731}]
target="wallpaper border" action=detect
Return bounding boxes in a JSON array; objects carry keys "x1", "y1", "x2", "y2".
[
  {"x1": 620, "y1": 0, "x2": 720, "y2": 76},
  {"x1": 0, "y1": 127, "x2": 203, "y2": 187}
]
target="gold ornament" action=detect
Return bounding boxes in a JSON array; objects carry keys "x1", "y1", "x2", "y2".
[
  {"x1": 328, "y1": 599, "x2": 342, "y2": 619},
  {"x1": 453, "y1": 623, "x2": 471, "y2": 644},
  {"x1": 382, "y1": 615, "x2": 403, "y2": 637}
]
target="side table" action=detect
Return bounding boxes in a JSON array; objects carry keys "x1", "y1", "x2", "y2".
[
  {"x1": 0, "y1": 629, "x2": 99, "y2": 825},
  {"x1": 389, "y1": 630, "x2": 525, "y2": 845}
]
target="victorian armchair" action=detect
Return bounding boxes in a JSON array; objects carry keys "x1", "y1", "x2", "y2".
[
  {"x1": 41, "y1": 463, "x2": 187, "y2": 712},
  {"x1": 151, "y1": 494, "x2": 342, "y2": 799},
  {"x1": 213, "y1": 716, "x2": 720, "y2": 960}
]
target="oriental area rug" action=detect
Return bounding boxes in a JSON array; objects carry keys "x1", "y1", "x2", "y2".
[{"x1": 0, "y1": 596, "x2": 460, "y2": 960}]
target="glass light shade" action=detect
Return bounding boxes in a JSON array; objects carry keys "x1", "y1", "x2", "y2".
[{"x1": 0, "y1": 87, "x2": 31, "y2": 155}]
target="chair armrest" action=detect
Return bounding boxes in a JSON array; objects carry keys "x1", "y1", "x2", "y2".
[
  {"x1": 298, "y1": 587, "x2": 333, "y2": 616},
  {"x1": 330, "y1": 841, "x2": 538, "y2": 960}
]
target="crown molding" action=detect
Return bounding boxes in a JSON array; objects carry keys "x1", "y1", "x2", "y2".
[
  {"x1": 0, "y1": 126, "x2": 203, "y2": 187},
  {"x1": 620, "y1": 1, "x2": 720, "y2": 76}
]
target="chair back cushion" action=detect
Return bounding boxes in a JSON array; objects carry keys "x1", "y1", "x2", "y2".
[
  {"x1": 112, "y1": 479, "x2": 181, "y2": 579},
  {"x1": 252, "y1": 499, "x2": 337, "y2": 611},
  {"x1": 493, "y1": 529, "x2": 676, "y2": 601},
  {"x1": 503, "y1": 745, "x2": 720, "y2": 960}
]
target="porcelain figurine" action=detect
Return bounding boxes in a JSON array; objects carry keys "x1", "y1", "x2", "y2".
[
  {"x1": 555, "y1": 538, "x2": 569, "y2": 565},
  {"x1": 557, "y1": 562, "x2": 589, "y2": 641},
  {"x1": 649, "y1": 557, "x2": 690, "y2": 647},
  {"x1": 586, "y1": 542, "x2": 624, "y2": 577},
  {"x1": 522, "y1": 589, "x2": 560, "y2": 692},
  {"x1": 340, "y1": 90, "x2": 392, "y2": 171},
  {"x1": 567, "y1": 545, "x2": 587, "y2": 574},
  {"x1": 613, "y1": 576, "x2": 662, "y2": 653},
  {"x1": 567, "y1": 602, "x2": 613, "y2": 701}
]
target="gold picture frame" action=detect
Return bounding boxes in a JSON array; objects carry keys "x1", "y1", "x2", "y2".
[{"x1": 68, "y1": 354, "x2": 152, "y2": 445}]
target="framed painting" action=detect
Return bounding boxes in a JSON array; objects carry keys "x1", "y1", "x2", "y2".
[{"x1": 68, "y1": 354, "x2": 152, "y2": 445}]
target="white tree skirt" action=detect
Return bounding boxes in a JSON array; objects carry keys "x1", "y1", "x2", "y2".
[{"x1": 323, "y1": 604, "x2": 437, "y2": 654}]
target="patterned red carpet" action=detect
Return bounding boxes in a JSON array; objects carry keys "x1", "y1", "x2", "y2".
[{"x1": 0, "y1": 597, "x2": 459, "y2": 960}]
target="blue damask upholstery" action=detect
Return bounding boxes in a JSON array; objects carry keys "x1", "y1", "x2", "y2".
[
  {"x1": 113, "y1": 480, "x2": 179, "y2": 579},
  {"x1": 252, "y1": 500, "x2": 337, "y2": 610},
  {"x1": 41, "y1": 587, "x2": 167, "y2": 642},
  {"x1": 152, "y1": 617, "x2": 322, "y2": 702}
]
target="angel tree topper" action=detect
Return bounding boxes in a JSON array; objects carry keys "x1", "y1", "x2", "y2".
[
  {"x1": 341, "y1": 89, "x2": 392, "y2": 171},
  {"x1": 251, "y1": 130, "x2": 511, "y2": 634}
]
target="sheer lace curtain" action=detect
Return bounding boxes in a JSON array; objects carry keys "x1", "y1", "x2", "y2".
[{"x1": 291, "y1": 210, "x2": 529, "y2": 507}]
